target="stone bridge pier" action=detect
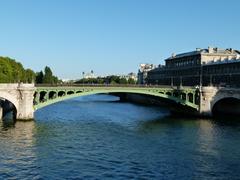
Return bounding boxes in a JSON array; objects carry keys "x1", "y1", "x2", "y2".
[
  {"x1": 200, "y1": 86, "x2": 240, "y2": 117},
  {"x1": 199, "y1": 87, "x2": 218, "y2": 116},
  {"x1": 0, "y1": 83, "x2": 35, "y2": 120}
]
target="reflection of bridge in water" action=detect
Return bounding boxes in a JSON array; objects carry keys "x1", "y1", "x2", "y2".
[{"x1": 0, "y1": 83, "x2": 240, "y2": 120}]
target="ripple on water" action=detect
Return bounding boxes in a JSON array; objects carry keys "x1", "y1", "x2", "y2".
[{"x1": 0, "y1": 95, "x2": 240, "y2": 179}]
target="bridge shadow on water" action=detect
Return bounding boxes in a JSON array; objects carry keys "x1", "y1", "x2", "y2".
[
  {"x1": 0, "y1": 112, "x2": 17, "y2": 130},
  {"x1": 136, "y1": 113, "x2": 240, "y2": 135},
  {"x1": 211, "y1": 116, "x2": 240, "y2": 126}
]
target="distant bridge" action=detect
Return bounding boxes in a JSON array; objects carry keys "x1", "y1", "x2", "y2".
[
  {"x1": 34, "y1": 85, "x2": 199, "y2": 110},
  {"x1": 0, "y1": 83, "x2": 239, "y2": 120}
]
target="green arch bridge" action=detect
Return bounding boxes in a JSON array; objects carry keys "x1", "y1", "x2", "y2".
[
  {"x1": 34, "y1": 85, "x2": 199, "y2": 110},
  {"x1": 2, "y1": 84, "x2": 240, "y2": 120}
]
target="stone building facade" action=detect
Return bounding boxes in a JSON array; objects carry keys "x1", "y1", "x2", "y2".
[
  {"x1": 147, "y1": 47, "x2": 240, "y2": 87},
  {"x1": 137, "y1": 64, "x2": 156, "y2": 84}
]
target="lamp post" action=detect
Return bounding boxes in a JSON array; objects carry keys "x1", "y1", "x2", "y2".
[
  {"x1": 229, "y1": 73, "x2": 232, "y2": 87},
  {"x1": 200, "y1": 65, "x2": 203, "y2": 87},
  {"x1": 210, "y1": 74, "x2": 212, "y2": 86},
  {"x1": 82, "y1": 72, "x2": 85, "y2": 84},
  {"x1": 180, "y1": 76, "x2": 182, "y2": 88}
]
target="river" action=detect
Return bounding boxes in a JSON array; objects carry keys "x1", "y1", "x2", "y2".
[{"x1": 0, "y1": 94, "x2": 240, "y2": 179}]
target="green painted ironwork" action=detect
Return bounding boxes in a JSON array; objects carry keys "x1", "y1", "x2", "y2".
[{"x1": 34, "y1": 86, "x2": 199, "y2": 110}]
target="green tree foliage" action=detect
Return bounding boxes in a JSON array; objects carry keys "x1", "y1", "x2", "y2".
[
  {"x1": 128, "y1": 78, "x2": 136, "y2": 84},
  {"x1": 36, "y1": 71, "x2": 44, "y2": 84},
  {"x1": 75, "y1": 75, "x2": 136, "y2": 85},
  {"x1": 0, "y1": 58, "x2": 12, "y2": 83},
  {"x1": 52, "y1": 75, "x2": 59, "y2": 84},
  {"x1": 0, "y1": 57, "x2": 60, "y2": 84},
  {"x1": 0, "y1": 56, "x2": 35, "y2": 83},
  {"x1": 119, "y1": 77, "x2": 128, "y2": 84},
  {"x1": 36, "y1": 66, "x2": 60, "y2": 84},
  {"x1": 43, "y1": 66, "x2": 53, "y2": 84},
  {"x1": 25, "y1": 69, "x2": 36, "y2": 83}
]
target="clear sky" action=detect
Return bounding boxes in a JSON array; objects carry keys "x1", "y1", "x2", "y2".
[{"x1": 0, "y1": 0, "x2": 240, "y2": 79}]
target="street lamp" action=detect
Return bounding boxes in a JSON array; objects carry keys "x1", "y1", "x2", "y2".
[
  {"x1": 199, "y1": 65, "x2": 203, "y2": 87},
  {"x1": 179, "y1": 76, "x2": 183, "y2": 89},
  {"x1": 82, "y1": 72, "x2": 85, "y2": 84},
  {"x1": 229, "y1": 73, "x2": 232, "y2": 87},
  {"x1": 210, "y1": 74, "x2": 212, "y2": 86}
]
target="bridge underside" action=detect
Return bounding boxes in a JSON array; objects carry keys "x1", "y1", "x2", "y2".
[
  {"x1": 110, "y1": 92, "x2": 200, "y2": 116},
  {"x1": 34, "y1": 87, "x2": 199, "y2": 111},
  {"x1": 212, "y1": 97, "x2": 240, "y2": 117},
  {"x1": 0, "y1": 99, "x2": 17, "y2": 120}
]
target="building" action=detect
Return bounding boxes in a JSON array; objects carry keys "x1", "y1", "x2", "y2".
[
  {"x1": 116, "y1": 73, "x2": 137, "y2": 82},
  {"x1": 138, "y1": 64, "x2": 156, "y2": 84},
  {"x1": 147, "y1": 47, "x2": 240, "y2": 87},
  {"x1": 126, "y1": 72, "x2": 137, "y2": 81},
  {"x1": 83, "y1": 70, "x2": 95, "y2": 79}
]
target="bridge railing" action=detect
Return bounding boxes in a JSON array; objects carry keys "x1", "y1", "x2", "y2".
[{"x1": 35, "y1": 83, "x2": 196, "y2": 89}]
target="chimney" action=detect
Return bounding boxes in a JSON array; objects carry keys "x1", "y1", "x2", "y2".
[
  {"x1": 208, "y1": 46, "x2": 214, "y2": 53},
  {"x1": 171, "y1": 53, "x2": 176, "y2": 58}
]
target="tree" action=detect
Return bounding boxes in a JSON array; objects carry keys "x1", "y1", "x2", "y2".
[
  {"x1": 0, "y1": 57, "x2": 60, "y2": 84},
  {"x1": 52, "y1": 75, "x2": 59, "y2": 84},
  {"x1": 128, "y1": 78, "x2": 136, "y2": 84},
  {"x1": 15, "y1": 62, "x2": 25, "y2": 82},
  {"x1": 36, "y1": 71, "x2": 44, "y2": 84},
  {"x1": 25, "y1": 69, "x2": 36, "y2": 83},
  {"x1": 43, "y1": 66, "x2": 53, "y2": 84},
  {"x1": 36, "y1": 67, "x2": 60, "y2": 84},
  {"x1": 119, "y1": 77, "x2": 128, "y2": 84},
  {"x1": 0, "y1": 58, "x2": 12, "y2": 83}
]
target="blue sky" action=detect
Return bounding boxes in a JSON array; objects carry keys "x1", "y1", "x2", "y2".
[{"x1": 0, "y1": 0, "x2": 240, "y2": 79}]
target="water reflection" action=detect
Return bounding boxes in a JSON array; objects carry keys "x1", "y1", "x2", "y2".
[
  {"x1": 0, "y1": 121, "x2": 38, "y2": 179},
  {"x1": 137, "y1": 116, "x2": 240, "y2": 179},
  {"x1": 0, "y1": 95, "x2": 240, "y2": 179},
  {"x1": 1, "y1": 119, "x2": 16, "y2": 130}
]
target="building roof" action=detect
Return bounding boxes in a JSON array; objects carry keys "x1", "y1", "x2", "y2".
[{"x1": 166, "y1": 47, "x2": 240, "y2": 61}]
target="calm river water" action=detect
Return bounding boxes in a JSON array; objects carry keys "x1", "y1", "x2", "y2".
[{"x1": 0, "y1": 94, "x2": 240, "y2": 179}]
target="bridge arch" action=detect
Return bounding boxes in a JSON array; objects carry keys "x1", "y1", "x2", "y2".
[
  {"x1": 212, "y1": 97, "x2": 240, "y2": 117},
  {"x1": 67, "y1": 91, "x2": 74, "y2": 95},
  {"x1": 58, "y1": 90, "x2": 66, "y2": 97},
  {"x1": 173, "y1": 92, "x2": 179, "y2": 97},
  {"x1": 166, "y1": 92, "x2": 172, "y2": 96},
  {"x1": 39, "y1": 91, "x2": 48, "y2": 102},
  {"x1": 181, "y1": 93, "x2": 186, "y2": 100},
  {"x1": 211, "y1": 91, "x2": 240, "y2": 116},
  {"x1": 187, "y1": 93, "x2": 194, "y2": 103},
  {"x1": 34, "y1": 88, "x2": 199, "y2": 111},
  {"x1": 0, "y1": 91, "x2": 19, "y2": 119},
  {"x1": 49, "y1": 91, "x2": 57, "y2": 99},
  {"x1": 76, "y1": 90, "x2": 83, "y2": 93}
]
